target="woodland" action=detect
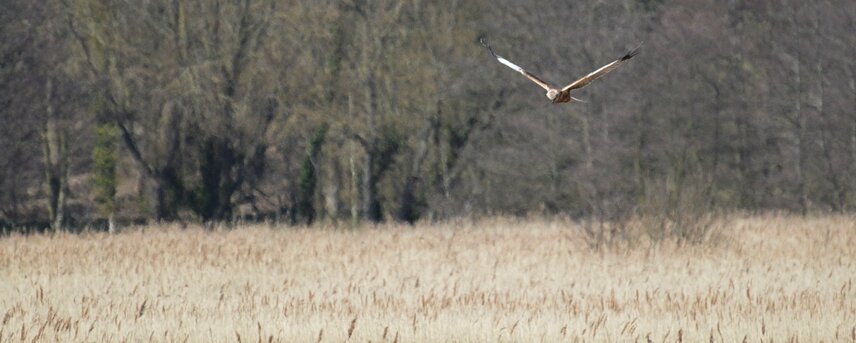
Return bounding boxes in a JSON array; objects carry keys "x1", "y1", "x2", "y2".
[{"x1": 1, "y1": 0, "x2": 855, "y2": 229}]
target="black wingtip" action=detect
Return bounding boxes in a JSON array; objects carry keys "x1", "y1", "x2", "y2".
[
  {"x1": 621, "y1": 42, "x2": 643, "y2": 61},
  {"x1": 479, "y1": 37, "x2": 498, "y2": 58}
]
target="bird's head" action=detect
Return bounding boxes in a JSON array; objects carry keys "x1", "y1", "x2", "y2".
[{"x1": 546, "y1": 89, "x2": 559, "y2": 101}]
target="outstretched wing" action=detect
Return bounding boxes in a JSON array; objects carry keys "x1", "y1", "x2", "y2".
[
  {"x1": 561, "y1": 44, "x2": 641, "y2": 92},
  {"x1": 480, "y1": 38, "x2": 552, "y2": 91}
]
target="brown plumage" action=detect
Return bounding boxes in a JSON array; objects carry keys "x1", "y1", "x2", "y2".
[{"x1": 480, "y1": 38, "x2": 640, "y2": 104}]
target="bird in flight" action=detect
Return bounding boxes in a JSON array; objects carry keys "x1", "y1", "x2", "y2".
[{"x1": 480, "y1": 38, "x2": 640, "y2": 104}]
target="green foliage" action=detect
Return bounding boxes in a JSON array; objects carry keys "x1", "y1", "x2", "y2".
[
  {"x1": 295, "y1": 125, "x2": 328, "y2": 224},
  {"x1": 363, "y1": 129, "x2": 404, "y2": 222}
]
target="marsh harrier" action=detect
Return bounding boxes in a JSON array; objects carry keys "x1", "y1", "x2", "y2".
[{"x1": 480, "y1": 38, "x2": 640, "y2": 104}]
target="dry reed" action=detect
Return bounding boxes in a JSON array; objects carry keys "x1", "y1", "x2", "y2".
[{"x1": 0, "y1": 215, "x2": 854, "y2": 342}]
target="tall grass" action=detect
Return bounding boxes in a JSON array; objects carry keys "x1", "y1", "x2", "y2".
[{"x1": 1, "y1": 215, "x2": 854, "y2": 342}]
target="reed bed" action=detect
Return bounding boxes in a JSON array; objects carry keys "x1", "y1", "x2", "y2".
[{"x1": 1, "y1": 215, "x2": 854, "y2": 342}]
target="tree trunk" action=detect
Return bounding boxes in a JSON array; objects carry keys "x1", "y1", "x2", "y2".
[
  {"x1": 349, "y1": 156, "x2": 359, "y2": 227},
  {"x1": 790, "y1": 56, "x2": 809, "y2": 215},
  {"x1": 42, "y1": 78, "x2": 68, "y2": 231},
  {"x1": 577, "y1": 112, "x2": 593, "y2": 170},
  {"x1": 361, "y1": 70, "x2": 382, "y2": 222},
  {"x1": 108, "y1": 212, "x2": 116, "y2": 234},
  {"x1": 199, "y1": 138, "x2": 234, "y2": 222},
  {"x1": 154, "y1": 167, "x2": 182, "y2": 221},
  {"x1": 362, "y1": 153, "x2": 381, "y2": 222},
  {"x1": 296, "y1": 126, "x2": 327, "y2": 224},
  {"x1": 397, "y1": 116, "x2": 435, "y2": 223},
  {"x1": 323, "y1": 159, "x2": 341, "y2": 221},
  {"x1": 348, "y1": 93, "x2": 359, "y2": 227}
]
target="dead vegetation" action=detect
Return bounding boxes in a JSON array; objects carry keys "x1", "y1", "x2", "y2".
[{"x1": 1, "y1": 215, "x2": 855, "y2": 342}]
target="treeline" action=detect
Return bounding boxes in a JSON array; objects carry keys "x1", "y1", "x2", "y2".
[{"x1": 1, "y1": 0, "x2": 855, "y2": 229}]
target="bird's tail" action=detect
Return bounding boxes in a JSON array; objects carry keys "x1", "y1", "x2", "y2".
[{"x1": 571, "y1": 96, "x2": 586, "y2": 103}]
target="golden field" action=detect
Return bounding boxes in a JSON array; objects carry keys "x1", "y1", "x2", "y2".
[{"x1": 1, "y1": 215, "x2": 855, "y2": 342}]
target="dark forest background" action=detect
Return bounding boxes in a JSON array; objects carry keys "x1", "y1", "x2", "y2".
[{"x1": 1, "y1": 0, "x2": 855, "y2": 230}]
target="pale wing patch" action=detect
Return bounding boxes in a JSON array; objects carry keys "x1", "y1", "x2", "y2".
[
  {"x1": 497, "y1": 57, "x2": 525, "y2": 74},
  {"x1": 480, "y1": 37, "x2": 552, "y2": 91}
]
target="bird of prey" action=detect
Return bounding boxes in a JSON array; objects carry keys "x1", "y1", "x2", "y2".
[{"x1": 480, "y1": 38, "x2": 640, "y2": 104}]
